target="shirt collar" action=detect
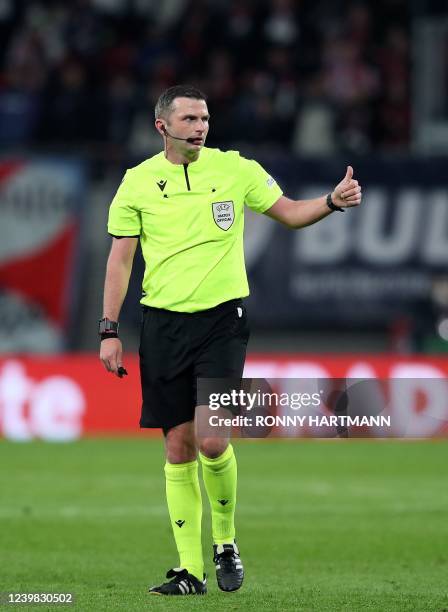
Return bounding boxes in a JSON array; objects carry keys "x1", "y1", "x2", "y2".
[{"x1": 159, "y1": 147, "x2": 210, "y2": 170}]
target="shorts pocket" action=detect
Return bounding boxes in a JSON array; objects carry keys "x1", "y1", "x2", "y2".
[
  {"x1": 139, "y1": 308, "x2": 154, "y2": 354},
  {"x1": 230, "y1": 304, "x2": 250, "y2": 339}
]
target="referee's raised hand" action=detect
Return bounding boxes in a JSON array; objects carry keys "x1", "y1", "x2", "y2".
[
  {"x1": 331, "y1": 165, "x2": 362, "y2": 209},
  {"x1": 100, "y1": 337, "x2": 126, "y2": 378}
]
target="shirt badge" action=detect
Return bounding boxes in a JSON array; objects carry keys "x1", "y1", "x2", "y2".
[{"x1": 212, "y1": 201, "x2": 235, "y2": 231}]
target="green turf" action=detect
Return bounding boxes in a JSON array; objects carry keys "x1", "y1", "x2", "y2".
[{"x1": 0, "y1": 439, "x2": 447, "y2": 611}]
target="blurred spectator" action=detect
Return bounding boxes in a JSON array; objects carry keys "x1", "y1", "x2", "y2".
[
  {"x1": 0, "y1": 23, "x2": 46, "y2": 145},
  {"x1": 219, "y1": 0, "x2": 261, "y2": 66},
  {"x1": 39, "y1": 58, "x2": 94, "y2": 144},
  {"x1": 0, "y1": 67, "x2": 42, "y2": 145},
  {"x1": 292, "y1": 75, "x2": 335, "y2": 155},
  {"x1": 373, "y1": 26, "x2": 410, "y2": 150},
  {"x1": 263, "y1": 0, "x2": 300, "y2": 47},
  {"x1": 322, "y1": 35, "x2": 379, "y2": 153},
  {"x1": 104, "y1": 72, "x2": 137, "y2": 144}
]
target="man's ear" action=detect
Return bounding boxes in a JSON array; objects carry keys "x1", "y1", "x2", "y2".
[{"x1": 155, "y1": 119, "x2": 166, "y2": 136}]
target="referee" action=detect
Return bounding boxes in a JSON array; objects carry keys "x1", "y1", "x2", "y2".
[{"x1": 99, "y1": 85, "x2": 362, "y2": 596}]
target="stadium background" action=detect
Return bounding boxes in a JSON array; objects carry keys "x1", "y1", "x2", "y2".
[{"x1": 0, "y1": 1, "x2": 447, "y2": 610}]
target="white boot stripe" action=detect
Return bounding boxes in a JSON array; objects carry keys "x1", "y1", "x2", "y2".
[{"x1": 179, "y1": 581, "x2": 188, "y2": 594}]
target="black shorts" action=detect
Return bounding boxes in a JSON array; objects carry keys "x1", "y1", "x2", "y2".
[{"x1": 139, "y1": 298, "x2": 250, "y2": 432}]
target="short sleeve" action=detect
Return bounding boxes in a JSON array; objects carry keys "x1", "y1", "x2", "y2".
[
  {"x1": 240, "y1": 157, "x2": 283, "y2": 214},
  {"x1": 107, "y1": 171, "x2": 141, "y2": 236}
]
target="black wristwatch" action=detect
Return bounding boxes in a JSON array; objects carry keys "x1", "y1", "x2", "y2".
[
  {"x1": 326, "y1": 193, "x2": 345, "y2": 212},
  {"x1": 98, "y1": 317, "x2": 119, "y2": 340}
]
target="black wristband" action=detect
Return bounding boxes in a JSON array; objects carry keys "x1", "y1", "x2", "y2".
[
  {"x1": 326, "y1": 193, "x2": 345, "y2": 212},
  {"x1": 100, "y1": 332, "x2": 118, "y2": 341},
  {"x1": 98, "y1": 317, "x2": 119, "y2": 337}
]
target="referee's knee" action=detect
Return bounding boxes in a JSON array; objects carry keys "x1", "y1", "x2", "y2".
[
  {"x1": 164, "y1": 421, "x2": 197, "y2": 464},
  {"x1": 198, "y1": 438, "x2": 229, "y2": 459}
]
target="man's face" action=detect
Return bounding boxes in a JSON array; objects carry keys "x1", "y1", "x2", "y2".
[{"x1": 164, "y1": 97, "x2": 210, "y2": 158}]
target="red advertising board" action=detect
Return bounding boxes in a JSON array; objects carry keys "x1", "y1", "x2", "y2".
[
  {"x1": 0, "y1": 158, "x2": 85, "y2": 352},
  {"x1": 0, "y1": 354, "x2": 447, "y2": 440}
]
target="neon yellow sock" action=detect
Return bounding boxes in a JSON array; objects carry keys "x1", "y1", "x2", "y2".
[
  {"x1": 199, "y1": 444, "x2": 237, "y2": 545},
  {"x1": 164, "y1": 460, "x2": 203, "y2": 580}
]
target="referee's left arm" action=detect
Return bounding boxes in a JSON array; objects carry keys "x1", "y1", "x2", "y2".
[{"x1": 265, "y1": 165, "x2": 362, "y2": 229}]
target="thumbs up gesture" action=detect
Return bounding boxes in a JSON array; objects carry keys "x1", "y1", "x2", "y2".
[{"x1": 331, "y1": 166, "x2": 362, "y2": 208}]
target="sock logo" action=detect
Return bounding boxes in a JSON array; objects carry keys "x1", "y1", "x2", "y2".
[
  {"x1": 175, "y1": 519, "x2": 185, "y2": 528},
  {"x1": 157, "y1": 179, "x2": 167, "y2": 192},
  {"x1": 218, "y1": 499, "x2": 229, "y2": 506}
]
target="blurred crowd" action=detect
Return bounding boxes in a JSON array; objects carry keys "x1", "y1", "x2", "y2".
[{"x1": 0, "y1": 0, "x2": 411, "y2": 155}]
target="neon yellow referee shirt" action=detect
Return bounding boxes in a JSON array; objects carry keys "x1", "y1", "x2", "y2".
[{"x1": 107, "y1": 147, "x2": 283, "y2": 312}]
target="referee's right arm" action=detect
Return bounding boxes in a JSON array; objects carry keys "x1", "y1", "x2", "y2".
[{"x1": 100, "y1": 237, "x2": 138, "y2": 376}]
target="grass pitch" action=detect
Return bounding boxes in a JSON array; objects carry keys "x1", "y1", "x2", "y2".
[{"x1": 0, "y1": 438, "x2": 447, "y2": 611}]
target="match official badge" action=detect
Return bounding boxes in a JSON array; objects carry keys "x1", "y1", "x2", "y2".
[{"x1": 212, "y1": 201, "x2": 235, "y2": 231}]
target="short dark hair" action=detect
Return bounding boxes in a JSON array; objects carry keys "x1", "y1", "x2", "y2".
[{"x1": 154, "y1": 85, "x2": 207, "y2": 120}]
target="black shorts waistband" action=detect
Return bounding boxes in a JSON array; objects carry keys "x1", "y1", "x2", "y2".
[{"x1": 142, "y1": 298, "x2": 243, "y2": 318}]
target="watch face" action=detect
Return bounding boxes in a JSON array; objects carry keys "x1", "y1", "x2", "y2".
[{"x1": 98, "y1": 318, "x2": 118, "y2": 334}]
